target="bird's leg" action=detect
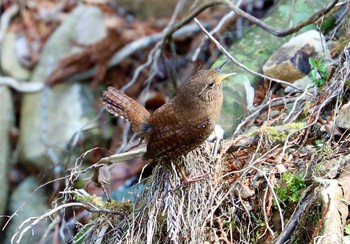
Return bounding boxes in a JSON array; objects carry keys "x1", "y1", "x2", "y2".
[
  {"x1": 172, "y1": 161, "x2": 190, "y2": 182},
  {"x1": 171, "y1": 161, "x2": 208, "y2": 183}
]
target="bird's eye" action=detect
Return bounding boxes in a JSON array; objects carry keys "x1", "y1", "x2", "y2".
[{"x1": 207, "y1": 82, "x2": 214, "y2": 88}]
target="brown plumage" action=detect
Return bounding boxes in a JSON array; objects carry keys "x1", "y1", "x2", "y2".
[{"x1": 102, "y1": 69, "x2": 234, "y2": 161}]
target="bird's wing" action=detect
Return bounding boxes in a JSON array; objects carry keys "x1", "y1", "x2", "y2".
[{"x1": 143, "y1": 102, "x2": 212, "y2": 159}]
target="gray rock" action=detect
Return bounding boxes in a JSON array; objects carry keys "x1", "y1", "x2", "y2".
[
  {"x1": 284, "y1": 75, "x2": 315, "y2": 93},
  {"x1": 19, "y1": 5, "x2": 107, "y2": 169},
  {"x1": 336, "y1": 102, "x2": 350, "y2": 129},
  {"x1": 0, "y1": 86, "x2": 13, "y2": 218},
  {"x1": 1, "y1": 33, "x2": 31, "y2": 80},
  {"x1": 263, "y1": 30, "x2": 330, "y2": 83},
  {"x1": 5, "y1": 177, "x2": 49, "y2": 243}
]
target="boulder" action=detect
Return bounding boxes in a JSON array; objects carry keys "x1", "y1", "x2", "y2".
[
  {"x1": 336, "y1": 102, "x2": 350, "y2": 129},
  {"x1": 263, "y1": 30, "x2": 330, "y2": 83},
  {"x1": 5, "y1": 177, "x2": 49, "y2": 243},
  {"x1": 19, "y1": 5, "x2": 107, "y2": 169},
  {"x1": 1, "y1": 33, "x2": 31, "y2": 80},
  {"x1": 0, "y1": 86, "x2": 13, "y2": 218}
]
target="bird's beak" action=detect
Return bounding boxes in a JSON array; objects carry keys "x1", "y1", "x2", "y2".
[{"x1": 215, "y1": 73, "x2": 235, "y2": 84}]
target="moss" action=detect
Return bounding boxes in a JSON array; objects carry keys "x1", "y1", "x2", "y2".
[
  {"x1": 254, "y1": 123, "x2": 306, "y2": 143},
  {"x1": 73, "y1": 193, "x2": 132, "y2": 213}
]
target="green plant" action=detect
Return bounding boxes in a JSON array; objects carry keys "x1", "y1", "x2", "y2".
[
  {"x1": 308, "y1": 57, "x2": 328, "y2": 87},
  {"x1": 345, "y1": 224, "x2": 350, "y2": 235},
  {"x1": 224, "y1": 219, "x2": 237, "y2": 232},
  {"x1": 73, "y1": 223, "x2": 94, "y2": 244},
  {"x1": 315, "y1": 139, "x2": 324, "y2": 149},
  {"x1": 346, "y1": 80, "x2": 350, "y2": 87},
  {"x1": 274, "y1": 172, "x2": 306, "y2": 207}
]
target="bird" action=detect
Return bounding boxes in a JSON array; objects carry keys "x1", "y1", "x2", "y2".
[{"x1": 102, "y1": 64, "x2": 234, "y2": 181}]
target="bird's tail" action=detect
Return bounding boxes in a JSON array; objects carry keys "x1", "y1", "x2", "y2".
[{"x1": 102, "y1": 87, "x2": 150, "y2": 137}]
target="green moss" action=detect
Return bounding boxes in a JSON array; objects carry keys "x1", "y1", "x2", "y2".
[
  {"x1": 73, "y1": 193, "x2": 132, "y2": 213},
  {"x1": 254, "y1": 123, "x2": 305, "y2": 142}
]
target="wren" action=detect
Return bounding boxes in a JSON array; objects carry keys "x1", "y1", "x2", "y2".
[{"x1": 102, "y1": 67, "x2": 234, "y2": 166}]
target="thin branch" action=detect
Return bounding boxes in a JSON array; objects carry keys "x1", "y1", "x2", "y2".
[
  {"x1": 275, "y1": 186, "x2": 315, "y2": 244},
  {"x1": 0, "y1": 76, "x2": 44, "y2": 92},
  {"x1": 192, "y1": 0, "x2": 244, "y2": 62},
  {"x1": 11, "y1": 203, "x2": 88, "y2": 244},
  {"x1": 164, "y1": 0, "x2": 226, "y2": 40},
  {"x1": 69, "y1": 23, "x2": 210, "y2": 83},
  {"x1": 223, "y1": 0, "x2": 340, "y2": 37},
  {"x1": 250, "y1": 166, "x2": 285, "y2": 231},
  {"x1": 97, "y1": 147, "x2": 147, "y2": 165}
]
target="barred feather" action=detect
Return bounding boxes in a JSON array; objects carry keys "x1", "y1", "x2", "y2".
[{"x1": 102, "y1": 87, "x2": 151, "y2": 138}]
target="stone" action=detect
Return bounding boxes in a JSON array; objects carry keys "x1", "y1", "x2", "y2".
[
  {"x1": 5, "y1": 177, "x2": 49, "y2": 243},
  {"x1": 1, "y1": 33, "x2": 31, "y2": 80},
  {"x1": 284, "y1": 75, "x2": 314, "y2": 93},
  {"x1": 335, "y1": 102, "x2": 350, "y2": 129},
  {"x1": 0, "y1": 86, "x2": 13, "y2": 219},
  {"x1": 263, "y1": 30, "x2": 330, "y2": 83},
  {"x1": 19, "y1": 5, "x2": 107, "y2": 169}
]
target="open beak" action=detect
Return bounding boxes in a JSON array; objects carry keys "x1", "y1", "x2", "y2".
[{"x1": 215, "y1": 73, "x2": 235, "y2": 84}]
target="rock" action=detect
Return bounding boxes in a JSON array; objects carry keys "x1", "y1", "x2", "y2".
[
  {"x1": 19, "y1": 5, "x2": 107, "y2": 170},
  {"x1": 1, "y1": 32, "x2": 31, "y2": 80},
  {"x1": 263, "y1": 30, "x2": 330, "y2": 83},
  {"x1": 284, "y1": 75, "x2": 314, "y2": 93},
  {"x1": 335, "y1": 102, "x2": 350, "y2": 129},
  {"x1": 5, "y1": 177, "x2": 49, "y2": 243},
  {"x1": 0, "y1": 86, "x2": 13, "y2": 219},
  {"x1": 215, "y1": 0, "x2": 332, "y2": 134}
]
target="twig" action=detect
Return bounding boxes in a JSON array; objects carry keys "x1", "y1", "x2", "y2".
[
  {"x1": 223, "y1": 0, "x2": 340, "y2": 37},
  {"x1": 3, "y1": 175, "x2": 68, "y2": 231},
  {"x1": 39, "y1": 215, "x2": 60, "y2": 244},
  {"x1": 11, "y1": 201, "x2": 125, "y2": 244},
  {"x1": 232, "y1": 96, "x2": 307, "y2": 137},
  {"x1": 0, "y1": 76, "x2": 44, "y2": 92},
  {"x1": 97, "y1": 147, "x2": 147, "y2": 165},
  {"x1": 283, "y1": 84, "x2": 312, "y2": 123},
  {"x1": 69, "y1": 1, "x2": 224, "y2": 86},
  {"x1": 11, "y1": 203, "x2": 88, "y2": 244},
  {"x1": 192, "y1": 0, "x2": 244, "y2": 61},
  {"x1": 69, "y1": 22, "x2": 212, "y2": 82},
  {"x1": 262, "y1": 173, "x2": 276, "y2": 239},
  {"x1": 275, "y1": 186, "x2": 315, "y2": 244},
  {"x1": 121, "y1": 0, "x2": 189, "y2": 94},
  {"x1": 250, "y1": 166, "x2": 285, "y2": 231},
  {"x1": 194, "y1": 18, "x2": 303, "y2": 91},
  {"x1": 309, "y1": 194, "x2": 331, "y2": 244},
  {"x1": 90, "y1": 147, "x2": 147, "y2": 185},
  {"x1": 164, "y1": 0, "x2": 226, "y2": 40}
]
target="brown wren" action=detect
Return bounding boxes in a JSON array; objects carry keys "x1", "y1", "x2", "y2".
[{"x1": 102, "y1": 66, "x2": 234, "y2": 179}]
